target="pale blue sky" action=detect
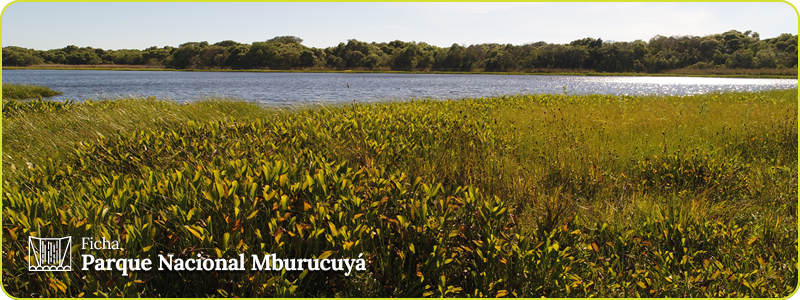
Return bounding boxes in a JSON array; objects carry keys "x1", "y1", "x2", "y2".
[{"x1": 1, "y1": 2, "x2": 798, "y2": 51}]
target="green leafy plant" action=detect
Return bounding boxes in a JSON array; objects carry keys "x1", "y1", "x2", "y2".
[{"x1": 3, "y1": 90, "x2": 796, "y2": 297}]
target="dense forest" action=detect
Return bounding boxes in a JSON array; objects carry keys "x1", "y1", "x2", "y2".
[{"x1": 3, "y1": 30, "x2": 797, "y2": 73}]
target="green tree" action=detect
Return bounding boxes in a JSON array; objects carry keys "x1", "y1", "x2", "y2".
[
  {"x1": 201, "y1": 46, "x2": 228, "y2": 68},
  {"x1": 66, "y1": 51, "x2": 102, "y2": 65},
  {"x1": 267, "y1": 36, "x2": 304, "y2": 45},
  {"x1": 727, "y1": 49, "x2": 755, "y2": 68},
  {"x1": 2, "y1": 47, "x2": 44, "y2": 66},
  {"x1": 167, "y1": 43, "x2": 204, "y2": 69},
  {"x1": 754, "y1": 48, "x2": 777, "y2": 68},
  {"x1": 392, "y1": 43, "x2": 420, "y2": 71}
]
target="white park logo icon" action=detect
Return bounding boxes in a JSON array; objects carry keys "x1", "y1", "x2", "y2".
[{"x1": 28, "y1": 236, "x2": 72, "y2": 272}]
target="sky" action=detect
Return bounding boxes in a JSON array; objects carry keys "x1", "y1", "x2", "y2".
[{"x1": 1, "y1": 1, "x2": 798, "y2": 51}]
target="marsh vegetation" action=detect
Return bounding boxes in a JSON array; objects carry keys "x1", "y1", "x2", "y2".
[
  {"x1": 2, "y1": 90, "x2": 797, "y2": 297},
  {"x1": 1, "y1": 83, "x2": 63, "y2": 100}
]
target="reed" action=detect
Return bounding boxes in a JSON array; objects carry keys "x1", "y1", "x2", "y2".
[
  {"x1": 2, "y1": 97, "x2": 268, "y2": 174},
  {"x1": 2, "y1": 83, "x2": 63, "y2": 100}
]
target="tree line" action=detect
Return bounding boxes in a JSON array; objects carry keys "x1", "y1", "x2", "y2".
[{"x1": 3, "y1": 30, "x2": 797, "y2": 73}]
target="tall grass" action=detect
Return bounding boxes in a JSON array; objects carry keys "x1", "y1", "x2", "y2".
[
  {"x1": 2, "y1": 97, "x2": 269, "y2": 174},
  {"x1": 1, "y1": 83, "x2": 63, "y2": 100},
  {"x1": 2, "y1": 90, "x2": 796, "y2": 297},
  {"x1": 665, "y1": 67, "x2": 798, "y2": 77}
]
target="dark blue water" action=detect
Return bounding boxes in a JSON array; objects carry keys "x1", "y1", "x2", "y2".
[{"x1": 2, "y1": 69, "x2": 796, "y2": 105}]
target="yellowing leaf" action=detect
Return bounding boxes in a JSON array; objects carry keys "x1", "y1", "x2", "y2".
[
  {"x1": 344, "y1": 241, "x2": 355, "y2": 250},
  {"x1": 328, "y1": 222, "x2": 339, "y2": 237},
  {"x1": 185, "y1": 226, "x2": 203, "y2": 240},
  {"x1": 48, "y1": 278, "x2": 67, "y2": 293},
  {"x1": 319, "y1": 250, "x2": 334, "y2": 260}
]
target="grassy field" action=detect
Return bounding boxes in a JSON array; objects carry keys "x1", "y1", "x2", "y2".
[
  {"x1": 2, "y1": 90, "x2": 797, "y2": 297},
  {"x1": 2, "y1": 83, "x2": 63, "y2": 100}
]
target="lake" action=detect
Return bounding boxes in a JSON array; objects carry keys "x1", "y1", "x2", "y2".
[{"x1": 2, "y1": 69, "x2": 796, "y2": 105}]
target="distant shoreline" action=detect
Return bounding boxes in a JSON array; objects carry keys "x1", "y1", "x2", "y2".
[{"x1": 4, "y1": 65, "x2": 797, "y2": 79}]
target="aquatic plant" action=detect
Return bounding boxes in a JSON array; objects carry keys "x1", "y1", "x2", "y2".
[
  {"x1": 2, "y1": 90, "x2": 796, "y2": 297},
  {"x1": 1, "y1": 83, "x2": 63, "y2": 100}
]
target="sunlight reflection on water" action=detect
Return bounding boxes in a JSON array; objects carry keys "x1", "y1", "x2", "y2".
[{"x1": 3, "y1": 70, "x2": 796, "y2": 105}]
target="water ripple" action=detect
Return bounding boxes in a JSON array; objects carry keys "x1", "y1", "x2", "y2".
[{"x1": 3, "y1": 70, "x2": 796, "y2": 105}]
